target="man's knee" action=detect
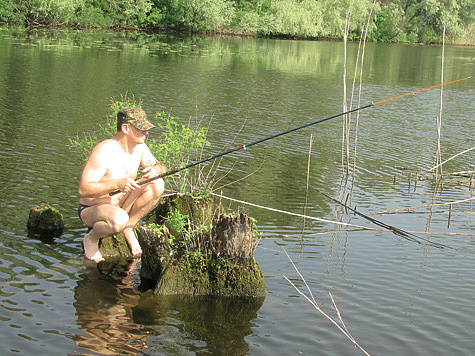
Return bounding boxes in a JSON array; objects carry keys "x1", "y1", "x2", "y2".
[
  {"x1": 149, "y1": 179, "x2": 164, "y2": 198},
  {"x1": 109, "y1": 209, "x2": 129, "y2": 233}
]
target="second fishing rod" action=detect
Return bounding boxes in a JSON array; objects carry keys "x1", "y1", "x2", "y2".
[{"x1": 110, "y1": 76, "x2": 471, "y2": 196}]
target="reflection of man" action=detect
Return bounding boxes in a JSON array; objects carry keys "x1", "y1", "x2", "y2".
[
  {"x1": 78, "y1": 107, "x2": 166, "y2": 263},
  {"x1": 73, "y1": 260, "x2": 148, "y2": 354}
]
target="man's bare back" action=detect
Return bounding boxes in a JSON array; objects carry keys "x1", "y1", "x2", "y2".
[{"x1": 78, "y1": 107, "x2": 166, "y2": 263}]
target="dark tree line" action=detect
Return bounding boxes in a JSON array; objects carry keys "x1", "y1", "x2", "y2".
[{"x1": 1, "y1": 0, "x2": 473, "y2": 43}]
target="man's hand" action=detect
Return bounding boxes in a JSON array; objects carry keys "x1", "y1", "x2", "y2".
[
  {"x1": 118, "y1": 177, "x2": 141, "y2": 192},
  {"x1": 141, "y1": 165, "x2": 167, "y2": 183}
]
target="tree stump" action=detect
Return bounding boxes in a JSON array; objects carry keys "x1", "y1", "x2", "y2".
[
  {"x1": 27, "y1": 203, "x2": 64, "y2": 240},
  {"x1": 144, "y1": 193, "x2": 225, "y2": 236},
  {"x1": 137, "y1": 194, "x2": 266, "y2": 297},
  {"x1": 210, "y1": 212, "x2": 258, "y2": 264},
  {"x1": 98, "y1": 231, "x2": 133, "y2": 259}
]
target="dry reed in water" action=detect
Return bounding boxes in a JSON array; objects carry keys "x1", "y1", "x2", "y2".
[
  {"x1": 301, "y1": 134, "x2": 313, "y2": 235},
  {"x1": 282, "y1": 248, "x2": 371, "y2": 356}
]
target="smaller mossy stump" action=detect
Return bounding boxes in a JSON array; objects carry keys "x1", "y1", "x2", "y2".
[
  {"x1": 98, "y1": 231, "x2": 134, "y2": 259},
  {"x1": 137, "y1": 193, "x2": 266, "y2": 297},
  {"x1": 27, "y1": 203, "x2": 64, "y2": 239},
  {"x1": 86, "y1": 232, "x2": 136, "y2": 277}
]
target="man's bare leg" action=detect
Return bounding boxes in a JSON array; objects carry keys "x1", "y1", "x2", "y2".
[
  {"x1": 80, "y1": 205, "x2": 129, "y2": 262},
  {"x1": 121, "y1": 180, "x2": 164, "y2": 256},
  {"x1": 83, "y1": 231, "x2": 104, "y2": 263}
]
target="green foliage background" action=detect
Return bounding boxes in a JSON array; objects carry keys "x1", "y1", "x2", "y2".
[{"x1": 1, "y1": 0, "x2": 473, "y2": 44}]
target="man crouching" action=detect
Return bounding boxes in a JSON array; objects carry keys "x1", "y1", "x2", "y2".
[{"x1": 78, "y1": 107, "x2": 166, "y2": 263}]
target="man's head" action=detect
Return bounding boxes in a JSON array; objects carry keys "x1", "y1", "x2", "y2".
[{"x1": 117, "y1": 107, "x2": 155, "y2": 132}]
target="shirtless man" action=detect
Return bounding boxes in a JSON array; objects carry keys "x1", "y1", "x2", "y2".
[{"x1": 78, "y1": 107, "x2": 167, "y2": 263}]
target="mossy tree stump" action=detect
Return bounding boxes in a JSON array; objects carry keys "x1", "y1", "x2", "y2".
[
  {"x1": 98, "y1": 231, "x2": 134, "y2": 259},
  {"x1": 137, "y1": 193, "x2": 266, "y2": 297},
  {"x1": 95, "y1": 231, "x2": 136, "y2": 277},
  {"x1": 27, "y1": 203, "x2": 64, "y2": 241},
  {"x1": 28, "y1": 203, "x2": 64, "y2": 231}
]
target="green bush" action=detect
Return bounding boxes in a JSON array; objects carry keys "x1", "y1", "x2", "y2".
[
  {"x1": 72, "y1": 3, "x2": 110, "y2": 28},
  {"x1": 0, "y1": 1, "x2": 25, "y2": 25},
  {"x1": 147, "y1": 111, "x2": 209, "y2": 171}
]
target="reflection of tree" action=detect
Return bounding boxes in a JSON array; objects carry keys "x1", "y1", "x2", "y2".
[
  {"x1": 133, "y1": 293, "x2": 265, "y2": 355},
  {"x1": 72, "y1": 260, "x2": 151, "y2": 355},
  {"x1": 72, "y1": 260, "x2": 265, "y2": 355}
]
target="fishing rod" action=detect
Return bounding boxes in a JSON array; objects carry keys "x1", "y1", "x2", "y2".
[{"x1": 110, "y1": 76, "x2": 471, "y2": 196}]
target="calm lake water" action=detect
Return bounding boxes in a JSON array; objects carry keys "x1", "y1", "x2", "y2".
[{"x1": 0, "y1": 28, "x2": 474, "y2": 355}]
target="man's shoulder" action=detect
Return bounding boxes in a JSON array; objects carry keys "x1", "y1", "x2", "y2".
[
  {"x1": 89, "y1": 138, "x2": 120, "y2": 158},
  {"x1": 94, "y1": 138, "x2": 119, "y2": 150}
]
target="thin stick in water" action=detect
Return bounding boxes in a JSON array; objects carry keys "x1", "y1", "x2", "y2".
[
  {"x1": 282, "y1": 247, "x2": 371, "y2": 356},
  {"x1": 301, "y1": 134, "x2": 313, "y2": 235}
]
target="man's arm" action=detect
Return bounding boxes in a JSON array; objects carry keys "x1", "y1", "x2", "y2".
[{"x1": 140, "y1": 145, "x2": 168, "y2": 181}]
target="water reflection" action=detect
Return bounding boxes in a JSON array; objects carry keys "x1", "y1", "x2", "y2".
[
  {"x1": 73, "y1": 260, "x2": 149, "y2": 355},
  {"x1": 1, "y1": 28, "x2": 474, "y2": 355},
  {"x1": 72, "y1": 260, "x2": 264, "y2": 355},
  {"x1": 134, "y1": 293, "x2": 264, "y2": 355}
]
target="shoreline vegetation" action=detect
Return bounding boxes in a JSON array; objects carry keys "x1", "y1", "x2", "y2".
[{"x1": 0, "y1": 0, "x2": 474, "y2": 46}]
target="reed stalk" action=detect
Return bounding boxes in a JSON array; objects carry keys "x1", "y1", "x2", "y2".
[
  {"x1": 370, "y1": 196, "x2": 475, "y2": 215},
  {"x1": 427, "y1": 26, "x2": 447, "y2": 231},
  {"x1": 301, "y1": 134, "x2": 313, "y2": 235},
  {"x1": 348, "y1": 0, "x2": 376, "y2": 204},
  {"x1": 341, "y1": 6, "x2": 351, "y2": 176},
  {"x1": 429, "y1": 146, "x2": 475, "y2": 172},
  {"x1": 339, "y1": 0, "x2": 375, "y2": 204},
  {"x1": 434, "y1": 26, "x2": 446, "y2": 180},
  {"x1": 299, "y1": 178, "x2": 452, "y2": 249}
]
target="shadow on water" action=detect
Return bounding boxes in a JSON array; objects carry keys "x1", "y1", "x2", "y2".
[
  {"x1": 72, "y1": 259, "x2": 264, "y2": 355},
  {"x1": 27, "y1": 228, "x2": 64, "y2": 244}
]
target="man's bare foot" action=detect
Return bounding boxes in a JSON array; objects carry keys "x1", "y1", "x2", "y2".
[
  {"x1": 124, "y1": 228, "x2": 142, "y2": 256},
  {"x1": 83, "y1": 233, "x2": 105, "y2": 263}
]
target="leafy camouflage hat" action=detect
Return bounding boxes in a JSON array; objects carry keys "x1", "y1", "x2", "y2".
[{"x1": 117, "y1": 107, "x2": 155, "y2": 131}]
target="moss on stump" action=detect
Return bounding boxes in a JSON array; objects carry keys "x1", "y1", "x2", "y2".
[
  {"x1": 137, "y1": 193, "x2": 266, "y2": 297},
  {"x1": 94, "y1": 231, "x2": 136, "y2": 276},
  {"x1": 27, "y1": 203, "x2": 64, "y2": 241},
  {"x1": 27, "y1": 203, "x2": 64, "y2": 231},
  {"x1": 143, "y1": 193, "x2": 225, "y2": 237},
  {"x1": 150, "y1": 256, "x2": 266, "y2": 297},
  {"x1": 98, "y1": 231, "x2": 134, "y2": 259}
]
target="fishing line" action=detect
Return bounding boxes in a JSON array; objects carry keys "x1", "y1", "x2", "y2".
[{"x1": 110, "y1": 76, "x2": 472, "y2": 196}]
